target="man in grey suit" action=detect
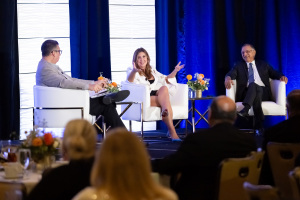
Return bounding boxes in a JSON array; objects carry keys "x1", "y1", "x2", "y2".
[
  {"x1": 224, "y1": 44, "x2": 288, "y2": 133},
  {"x1": 36, "y1": 39, "x2": 129, "y2": 129}
]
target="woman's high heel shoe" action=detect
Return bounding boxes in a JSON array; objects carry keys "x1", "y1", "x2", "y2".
[
  {"x1": 166, "y1": 131, "x2": 182, "y2": 142},
  {"x1": 161, "y1": 109, "x2": 169, "y2": 117},
  {"x1": 171, "y1": 138, "x2": 182, "y2": 142}
]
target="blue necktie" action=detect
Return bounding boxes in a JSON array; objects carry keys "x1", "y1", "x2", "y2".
[{"x1": 248, "y1": 63, "x2": 254, "y2": 83}]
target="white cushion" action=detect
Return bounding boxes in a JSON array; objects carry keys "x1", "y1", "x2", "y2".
[
  {"x1": 120, "y1": 82, "x2": 189, "y2": 122},
  {"x1": 226, "y1": 80, "x2": 286, "y2": 116},
  {"x1": 33, "y1": 85, "x2": 94, "y2": 128}
]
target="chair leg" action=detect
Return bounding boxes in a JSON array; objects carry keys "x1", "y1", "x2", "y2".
[
  {"x1": 93, "y1": 115, "x2": 107, "y2": 138},
  {"x1": 102, "y1": 119, "x2": 106, "y2": 138},
  {"x1": 129, "y1": 120, "x2": 132, "y2": 132},
  {"x1": 141, "y1": 121, "x2": 144, "y2": 139}
]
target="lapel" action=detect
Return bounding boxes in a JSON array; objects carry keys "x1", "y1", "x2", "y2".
[{"x1": 242, "y1": 62, "x2": 248, "y2": 78}]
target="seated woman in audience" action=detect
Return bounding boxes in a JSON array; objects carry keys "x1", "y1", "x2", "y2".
[
  {"x1": 27, "y1": 119, "x2": 97, "y2": 200},
  {"x1": 127, "y1": 47, "x2": 184, "y2": 142},
  {"x1": 73, "y1": 128, "x2": 178, "y2": 200}
]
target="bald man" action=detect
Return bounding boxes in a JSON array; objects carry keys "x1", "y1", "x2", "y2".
[{"x1": 152, "y1": 96, "x2": 257, "y2": 200}]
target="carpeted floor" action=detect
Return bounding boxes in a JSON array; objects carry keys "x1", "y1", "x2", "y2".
[{"x1": 96, "y1": 127, "x2": 263, "y2": 159}]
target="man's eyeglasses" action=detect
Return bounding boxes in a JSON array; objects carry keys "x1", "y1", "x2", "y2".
[
  {"x1": 241, "y1": 50, "x2": 253, "y2": 55},
  {"x1": 52, "y1": 50, "x2": 63, "y2": 55}
]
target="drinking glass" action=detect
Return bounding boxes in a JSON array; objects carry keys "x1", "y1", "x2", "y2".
[{"x1": 18, "y1": 149, "x2": 31, "y2": 176}]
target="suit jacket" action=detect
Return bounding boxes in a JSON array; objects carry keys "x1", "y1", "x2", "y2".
[
  {"x1": 36, "y1": 58, "x2": 93, "y2": 90},
  {"x1": 27, "y1": 158, "x2": 94, "y2": 200},
  {"x1": 226, "y1": 60, "x2": 283, "y2": 102},
  {"x1": 260, "y1": 115, "x2": 300, "y2": 185},
  {"x1": 152, "y1": 123, "x2": 257, "y2": 200}
]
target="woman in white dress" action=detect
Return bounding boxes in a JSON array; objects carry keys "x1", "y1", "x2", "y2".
[
  {"x1": 127, "y1": 48, "x2": 184, "y2": 141},
  {"x1": 73, "y1": 128, "x2": 178, "y2": 200}
]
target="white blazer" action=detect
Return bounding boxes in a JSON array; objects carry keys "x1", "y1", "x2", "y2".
[{"x1": 126, "y1": 66, "x2": 178, "y2": 96}]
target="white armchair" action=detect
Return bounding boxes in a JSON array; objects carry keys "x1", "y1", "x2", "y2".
[
  {"x1": 120, "y1": 82, "x2": 189, "y2": 138},
  {"x1": 33, "y1": 85, "x2": 94, "y2": 128},
  {"x1": 226, "y1": 79, "x2": 286, "y2": 116}
]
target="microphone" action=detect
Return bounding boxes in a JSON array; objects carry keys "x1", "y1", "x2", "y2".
[{"x1": 145, "y1": 78, "x2": 148, "y2": 81}]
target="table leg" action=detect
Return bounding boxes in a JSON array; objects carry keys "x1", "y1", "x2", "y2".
[{"x1": 192, "y1": 100, "x2": 195, "y2": 133}]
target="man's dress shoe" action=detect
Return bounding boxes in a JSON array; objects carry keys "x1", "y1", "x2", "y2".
[{"x1": 103, "y1": 90, "x2": 130, "y2": 105}]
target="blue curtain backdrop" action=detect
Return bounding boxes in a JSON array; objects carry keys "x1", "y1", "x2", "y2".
[
  {"x1": 156, "y1": 0, "x2": 300, "y2": 129},
  {"x1": 69, "y1": 0, "x2": 111, "y2": 80},
  {"x1": 0, "y1": 0, "x2": 20, "y2": 139}
]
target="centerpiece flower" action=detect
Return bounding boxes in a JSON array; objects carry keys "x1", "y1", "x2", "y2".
[
  {"x1": 21, "y1": 126, "x2": 60, "y2": 163},
  {"x1": 98, "y1": 72, "x2": 120, "y2": 93},
  {"x1": 186, "y1": 73, "x2": 210, "y2": 91},
  {"x1": 186, "y1": 73, "x2": 210, "y2": 98}
]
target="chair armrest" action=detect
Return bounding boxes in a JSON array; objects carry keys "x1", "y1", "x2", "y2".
[
  {"x1": 121, "y1": 81, "x2": 150, "y2": 107},
  {"x1": 33, "y1": 85, "x2": 90, "y2": 107},
  {"x1": 226, "y1": 80, "x2": 236, "y2": 102},
  {"x1": 170, "y1": 84, "x2": 188, "y2": 106},
  {"x1": 270, "y1": 80, "x2": 286, "y2": 107}
]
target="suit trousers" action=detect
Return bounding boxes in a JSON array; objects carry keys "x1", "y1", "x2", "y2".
[
  {"x1": 89, "y1": 96, "x2": 125, "y2": 129},
  {"x1": 242, "y1": 83, "x2": 265, "y2": 128}
]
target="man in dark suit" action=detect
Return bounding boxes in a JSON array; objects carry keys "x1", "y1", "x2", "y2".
[
  {"x1": 152, "y1": 96, "x2": 257, "y2": 200},
  {"x1": 260, "y1": 89, "x2": 300, "y2": 185},
  {"x1": 224, "y1": 44, "x2": 288, "y2": 132}
]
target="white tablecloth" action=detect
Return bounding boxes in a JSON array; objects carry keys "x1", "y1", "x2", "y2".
[{"x1": 0, "y1": 171, "x2": 42, "y2": 194}]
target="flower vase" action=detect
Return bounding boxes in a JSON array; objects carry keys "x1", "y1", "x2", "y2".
[
  {"x1": 195, "y1": 90, "x2": 202, "y2": 98},
  {"x1": 36, "y1": 155, "x2": 55, "y2": 172}
]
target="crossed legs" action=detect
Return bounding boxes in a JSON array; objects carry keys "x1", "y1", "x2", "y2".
[
  {"x1": 150, "y1": 86, "x2": 180, "y2": 139},
  {"x1": 241, "y1": 83, "x2": 264, "y2": 129}
]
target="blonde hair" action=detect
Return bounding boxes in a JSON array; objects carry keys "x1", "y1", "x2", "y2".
[
  {"x1": 91, "y1": 128, "x2": 174, "y2": 200},
  {"x1": 62, "y1": 119, "x2": 97, "y2": 160},
  {"x1": 132, "y1": 47, "x2": 153, "y2": 80}
]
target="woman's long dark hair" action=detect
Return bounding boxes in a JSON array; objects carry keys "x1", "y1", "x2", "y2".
[{"x1": 132, "y1": 48, "x2": 152, "y2": 80}]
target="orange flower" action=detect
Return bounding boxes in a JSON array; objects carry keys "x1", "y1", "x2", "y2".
[
  {"x1": 112, "y1": 82, "x2": 117, "y2": 87},
  {"x1": 98, "y1": 76, "x2": 104, "y2": 80},
  {"x1": 200, "y1": 80, "x2": 205, "y2": 85},
  {"x1": 186, "y1": 75, "x2": 192, "y2": 80},
  {"x1": 44, "y1": 133, "x2": 54, "y2": 146},
  {"x1": 32, "y1": 137, "x2": 43, "y2": 147},
  {"x1": 197, "y1": 74, "x2": 204, "y2": 80}
]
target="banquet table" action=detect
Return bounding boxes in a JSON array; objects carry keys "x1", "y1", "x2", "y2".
[{"x1": 0, "y1": 170, "x2": 42, "y2": 194}]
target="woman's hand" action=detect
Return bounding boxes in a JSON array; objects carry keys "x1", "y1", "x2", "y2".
[
  {"x1": 167, "y1": 61, "x2": 185, "y2": 79},
  {"x1": 132, "y1": 62, "x2": 142, "y2": 73},
  {"x1": 175, "y1": 61, "x2": 184, "y2": 72}
]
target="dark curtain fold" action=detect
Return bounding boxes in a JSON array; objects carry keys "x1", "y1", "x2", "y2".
[
  {"x1": 69, "y1": 0, "x2": 111, "y2": 80},
  {"x1": 156, "y1": 0, "x2": 300, "y2": 128},
  {"x1": 155, "y1": 0, "x2": 186, "y2": 83},
  {"x1": 0, "y1": 0, "x2": 20, "y2": 139}
]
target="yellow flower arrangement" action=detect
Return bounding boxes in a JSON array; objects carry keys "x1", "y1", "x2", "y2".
[{"x1": 186, "y1": 73, "x2": 210, "y2": 91}]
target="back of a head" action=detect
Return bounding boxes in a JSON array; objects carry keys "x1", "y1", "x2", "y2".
[
  {"x1": 91, "y1": 128, "x2": 157, "y2": 199},
  {"x1": 63, "y1": 119, "x2": 97, "y2": 160},
  {"x1": 287, "y1": 89, "x2": 300, "y2": 117},
  {"x1": 41, "y1": 39, "x2": 58, "y2": 57},
  {"x1": 209, "y1": 95, "x2": 237, "y2": 125}
]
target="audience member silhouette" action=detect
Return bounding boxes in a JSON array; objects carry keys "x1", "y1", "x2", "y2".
[
  {"x1": 28, "y1": 119, "x2": 97, "y2": 200},
  {"x1": 260, "y1": 89, "x2": 300, "y2": 185},
  {"x1": 73, "y1": 128, "x2": 178, "y2": 200},
  {"x1": 151, "y1": 95, "x2": 257, "y2": 200}
]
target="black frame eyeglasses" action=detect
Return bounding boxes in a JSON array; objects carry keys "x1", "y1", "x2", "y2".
[{"x1": 52, "y1": 50, "x2": 63, "y2": 55}]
